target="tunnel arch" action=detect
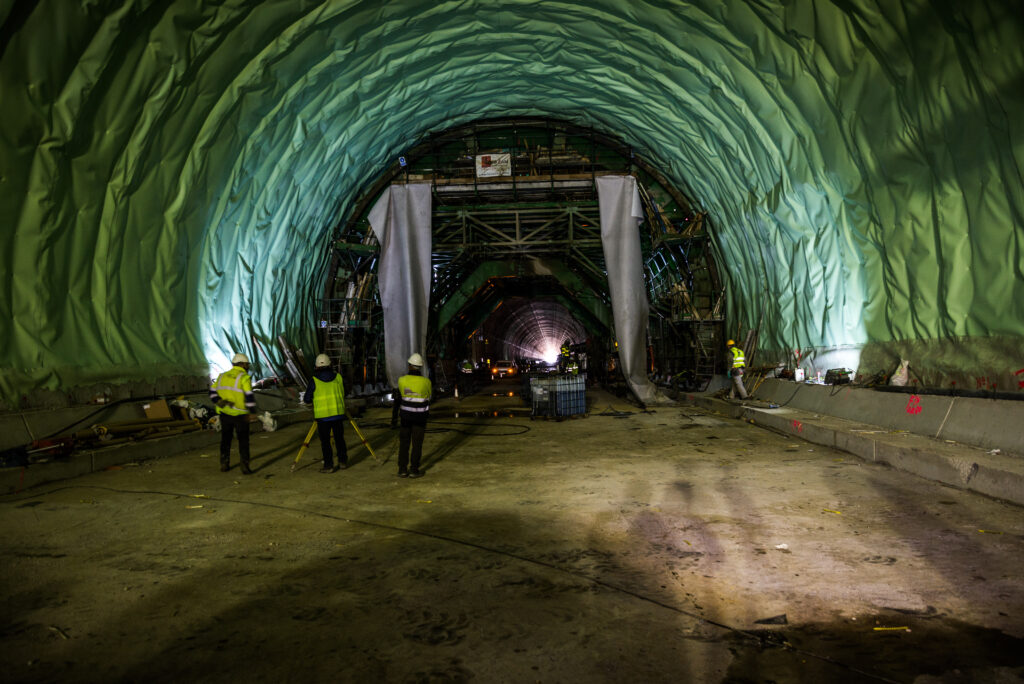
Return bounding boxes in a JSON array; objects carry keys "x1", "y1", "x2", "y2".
[
  {"x1": 494, "y1": 299, "x2": 588, "y2": 364},
  {"x1": 319, "y1": 116, "x2": 721, "y2": 388},
  {"x1": 2, "y1": 1, "x2": 1022, "y2": 405}
]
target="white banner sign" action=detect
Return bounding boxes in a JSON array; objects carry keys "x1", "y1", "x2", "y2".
[{"x1": 475, "y1": 153, "x2": 511, "y2": 177}]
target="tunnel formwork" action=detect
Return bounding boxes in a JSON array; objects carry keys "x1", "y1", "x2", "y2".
[{"x1": 317, "y1": 118, "x2": 726, "y2": 396}]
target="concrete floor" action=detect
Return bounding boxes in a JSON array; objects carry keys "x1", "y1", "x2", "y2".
[{"x1": 2, "y1": 381, "x2": 1023, "y2": 683}]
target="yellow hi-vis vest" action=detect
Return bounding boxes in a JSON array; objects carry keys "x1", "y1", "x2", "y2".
[
  {"x1": 398, "y1": 374, "x2": 432, "y2": 414},
  {"x1": 213, "y1": 366, "x2": 252, "y2": 416},
  {"x1": 313, "y1": 375, "x2": 346, "y2": 419},
  {"x1": 730, "y1": 346, "x2": 746, "y2": 368}
]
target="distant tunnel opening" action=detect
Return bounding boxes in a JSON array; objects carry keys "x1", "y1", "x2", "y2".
[
  {"x1": 479, "y1": 298, "x2": 587, "y2": 366},
  {"x1": 319, "y1": 117, "x2": 725, "y2": 396}
]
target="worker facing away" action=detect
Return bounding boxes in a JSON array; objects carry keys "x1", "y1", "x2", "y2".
[
  {"x1": 727, "y1": 339, "x2": 748, "y2": 400},
  {"x1": 391, "y1": 353, "x2": 432, "y2": 478},
  {"x1": 558, "y1": 339, "x2": 571, "y2": 373},
  {"x1": 303, "y1": 354, "x2": 348, "y2": 473},
  {"x1": 210, "y1": 352, "x2": 259, "y2": 474}
]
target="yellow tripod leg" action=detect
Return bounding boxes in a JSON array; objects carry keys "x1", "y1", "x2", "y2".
[
  {"x1": 348, "y1": 417, "x2": 378, "y2": 462},
  {"x1": 290, "y1": 422, "x2": 318, "y2": 472}
]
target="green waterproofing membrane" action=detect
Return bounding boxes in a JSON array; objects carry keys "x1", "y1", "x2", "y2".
[{"x1": 2, "y1": 1, "x2": 1023, "y2": 406}]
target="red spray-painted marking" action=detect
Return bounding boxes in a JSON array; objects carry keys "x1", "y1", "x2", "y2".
[
  {"x1": 1016, "y1": 369, "x2": 1024, "y2": 389},
  {"x1": 906, "y1": 395, "x2": 922, "y2": 415},
  {"x1": 791, "y1": 420, "x2": 804, "y2": 433}
]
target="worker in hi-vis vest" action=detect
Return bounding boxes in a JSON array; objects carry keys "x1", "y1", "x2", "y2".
[
  {"x1": 303, "y1": 354, "x2": 348, "y2": 473},
  {"x1": 559, "y1": 339, "x2": 571, "y2": 373},
  {"x1": 726, "y1": 339, "x2": 748, "y2": 400},
  {"x1": 391, "y1": 353, "x2": 432, "y2": 478},
  {"x1": 210, "y1": 352, "x2": 259, "y2": 474}
]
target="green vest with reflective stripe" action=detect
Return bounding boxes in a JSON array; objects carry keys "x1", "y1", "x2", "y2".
[
  {"x1": 730, "y1": 346, "x2": 746, "y2": 368},
  {"x1": 313, "y1": 375, "x2": 346, "y2": 419},
  {"x1": 213, "y1": 366, "x2": 251, "y2": 416},
  {"x1": 398, "y1": 374, "x2": 432, "y2": 413}
]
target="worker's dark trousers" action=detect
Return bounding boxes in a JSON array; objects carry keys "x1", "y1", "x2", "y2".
[
  {"x1": 220, "y1": 414, "x2": 250, "y2": 467},
  {"x1": 398, "y1": 418, "x2": 427, "y2": 473},
  {"x1": 317, "y1": 418, "x2": 347, "y2": 468}
]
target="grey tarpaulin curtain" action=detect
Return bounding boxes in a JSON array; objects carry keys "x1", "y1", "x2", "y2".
[
  {"x1": 597, "y1": 175, "x2": 668, "y2": 405},
  {"x1": 368, "y1": 183, "x2": 433, "y2": 387}
]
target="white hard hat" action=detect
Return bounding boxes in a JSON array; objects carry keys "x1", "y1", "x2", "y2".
[
  {"x1": 231, "y1": 353, "x2": 250, "y2": 365},
  {"x1": 407, "y1": 353, "x2": 425, "y2": 367},
  {"x1": 315, "y1": 353, "x2": 331, "y2": 368}
]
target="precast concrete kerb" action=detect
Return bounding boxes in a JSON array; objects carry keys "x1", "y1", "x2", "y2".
[
  {"x1": 1, "y1": 403, "x2": 315, "y2": 495},
  {"x1": 685, "y1": 384, "x2": 1024, "y2": 508}
]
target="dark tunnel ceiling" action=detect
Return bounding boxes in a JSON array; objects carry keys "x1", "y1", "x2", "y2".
[{"x1": 1, "y1": 1, "x2": 1022, "y2": 401}]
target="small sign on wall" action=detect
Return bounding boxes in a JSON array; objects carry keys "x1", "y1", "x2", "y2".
[{"x1": 475, "y1": 153, "x2": 511, "y2": 177}]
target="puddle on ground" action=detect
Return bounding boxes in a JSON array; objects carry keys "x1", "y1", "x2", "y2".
[{"x1": 723, "y1": 612, "x2": 1024, "y2": 683}]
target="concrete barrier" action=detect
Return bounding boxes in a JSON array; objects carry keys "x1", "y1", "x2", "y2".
[
  {"x1": 752, "y1": 379, "x2": 1024, "y2": 456},
  {"x1": 0, "y1": 388, "x2": 311, "y2": 451},
  {"x1": 688, "y1": 392, "x2": 1024, "y2": 507},
  {"x1": 0, "y1": 405, "x2": 313, "y2": 495}
]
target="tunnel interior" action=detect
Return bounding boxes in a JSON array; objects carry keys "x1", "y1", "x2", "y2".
[
  {"x1": 1, "y1": 1, "x2": 1022, "y2": 406},
  {"x1": 3, "y1": 5, "x2": 1024, "y2": 680},
  {"x1": 320, "y1": 118, "x2": 724, "y2": 392},
  {"x1": 480, "y1": 298, "x2": 588, "y2": 366}
]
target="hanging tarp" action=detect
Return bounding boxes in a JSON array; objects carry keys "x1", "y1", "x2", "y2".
[
  {"x1": 597, "y1": 176, "x2": 668, "y2": 405},
  {"x1": 368, "y1": 184, "x2": 433, "y2": 387}
]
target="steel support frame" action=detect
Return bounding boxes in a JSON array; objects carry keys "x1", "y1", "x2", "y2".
[{"x1": 435, "y1": 258, "x2": 612, "y2": 335}]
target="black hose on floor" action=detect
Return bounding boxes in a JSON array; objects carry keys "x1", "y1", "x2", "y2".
[
  {"x1": 870, "y1": 384, "x2": 1024, "y2": 401},
  {"x1": 355, "y1": 420, "x2": 531, "y2": 436}
]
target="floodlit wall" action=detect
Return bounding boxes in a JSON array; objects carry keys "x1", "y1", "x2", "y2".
[{"x1": 1, "y1": 1, "x2": 1023, "y2": 406}]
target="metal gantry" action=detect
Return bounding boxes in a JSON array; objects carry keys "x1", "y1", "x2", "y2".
[
  {"x1": 319, "y1": 117, "x2": 726, "y2": 386},
  {"x1": 433, "y1": 202, "x2": 602, "y2": 256}
]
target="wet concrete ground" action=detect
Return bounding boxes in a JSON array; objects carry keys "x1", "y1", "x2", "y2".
[{"x1": 2, "y1": 381, "x2": 1023, "y2": 683}]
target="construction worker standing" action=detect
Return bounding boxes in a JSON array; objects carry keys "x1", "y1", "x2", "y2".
[
  {"x1": 303, "y1": 354, "x2": 348, "y2": 473},
  {"x1": 726, "y1": 339, "x2": 748, "y2": 400},
  {"x1": 210, "y1": 353, "x2": 258, "y2": 474},
  {"x1": 559, "y1": 339, "x2": 571, "y2": 373},
  {"x1": 391, "y1": 353, "x2": 432, "y2": 478}
]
